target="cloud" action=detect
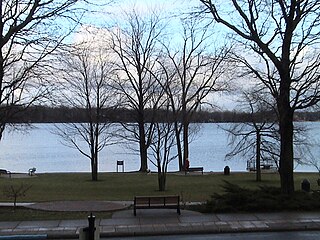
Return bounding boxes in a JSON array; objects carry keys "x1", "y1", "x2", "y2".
[{"x1": 72, "y1": 25, "x2": 110, "y2": 45}]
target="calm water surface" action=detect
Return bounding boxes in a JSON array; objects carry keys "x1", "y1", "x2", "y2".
[{"x1": 0, "y1": 123, "x2": 318, "y2": 173}]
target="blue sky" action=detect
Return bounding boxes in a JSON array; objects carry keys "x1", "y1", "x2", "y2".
[
  {"x1": 74, "y1": 0, "x2": 238, "y2": 110},
  {"x1": 81, "y1": 0, "x2": 200, "y2": 26}
]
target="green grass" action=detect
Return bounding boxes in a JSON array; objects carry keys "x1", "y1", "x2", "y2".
[
  {"x1": 0, "y1": 172, "x2": 319, "y2": 202},
  {"x1": 0, "y1": 172, "x2": 319, "y2": 221},
  {"x1": 0, "y1": 207, "x2": 112, "y2": 221}
]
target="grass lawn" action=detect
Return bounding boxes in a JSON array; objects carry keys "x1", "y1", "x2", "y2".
[
  {"x1": 0, "y1": 172, "x2": 319, "y2": 221},
  {"x1": 0, "y1": 172, "x2": 319, "y2": 203},
  {"x1": 0, "y1": 207, "x2": 112, "y2": 221}
]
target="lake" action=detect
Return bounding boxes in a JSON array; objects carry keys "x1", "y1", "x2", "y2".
[{"x1": 0, "y1": 123, "x2": 318, "y2": 173}]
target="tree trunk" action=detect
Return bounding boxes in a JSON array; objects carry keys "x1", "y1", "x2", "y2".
[
  {"x1": 278, "y1": 72, "x2": 295, "y2": 194},
  {"x1": 158, "y1": 172, "x2": 166, "y2": 191},
  {"x1": 182, "y1": 121, "x2": 189, "y2": 167},
  {"x1": 138, "y1": 122, "x2": 148, "y2": 172},
  {"x1": 89, "y1": 121, "x2": 98, "y2": 181},
  {"x1": 0, "y1": 53, "x2": 5, "y2": 141},
  {"x1": 256, "y1": 131, "x2": 261, "y2": 182},
  {"x1": 278, "y1": 110, "x2": 294, "y2": 194},
  {"x1": 91, "y1": 154, "x2": 98, "y2": 181},
  {"x1": 174, "y1": 121, "x2": 183, "y2": 171}
]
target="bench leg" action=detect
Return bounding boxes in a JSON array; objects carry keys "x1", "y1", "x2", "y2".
[
  {"x1": 134, "y1": 207, "x2": 136, "y2": 216},
  {"x1": 177, "y1": 207, "x2": 181, "y2": 215}
]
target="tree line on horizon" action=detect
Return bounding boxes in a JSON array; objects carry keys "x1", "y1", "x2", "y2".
[{"x1": 5, "y1": 105, "x2": 320, "y2": 123}]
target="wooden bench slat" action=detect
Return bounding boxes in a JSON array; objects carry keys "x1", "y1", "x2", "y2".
[
  {"x1": 134, "y1": 195, "x2": 180, "y2": 216},
  {"x1": 185, "y1": 167, "x2": 204, "y2": 175},
  {"x1": 165, "y1": 198, "x2": 178, "y2": 204},
  {"x1": 150, "y1": 198, "x2": 164, "y2": 204},
  {"x1": 135, "y1": 198, "x2": 150, "y2": 204}
]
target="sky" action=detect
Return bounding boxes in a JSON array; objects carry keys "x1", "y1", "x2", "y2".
[
  {"x1": 81, "y1": 0, "x2": 205, "y2": 37},
  {"x1": 72, "y1": 0, "x2": 239, "y2": 111}
]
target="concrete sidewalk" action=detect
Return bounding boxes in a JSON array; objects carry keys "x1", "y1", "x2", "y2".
[{"x1": 0, "y1": 209, "x2": 320, "y2": 239}]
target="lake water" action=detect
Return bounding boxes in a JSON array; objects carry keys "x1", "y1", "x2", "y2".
[{"x1": 0, "y1": 123, "x2": 318, "y2": 173}]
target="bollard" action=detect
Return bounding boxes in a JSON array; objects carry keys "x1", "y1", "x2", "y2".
[
  {"x1": 224, "y1": 166, "x2": 230, "y2": 175},
  {"x1": 301, "y1": 179, "x2": 310, "y2": 192},
  {"x1": 79, "y1": 212, "x2": 100, "y2": 240},
  {"x1": 81, "y1": 213, "x2": 96, "y2": 240},
  {"x1": 87, "y1": 213, "x2": 96, "y2": 240}
]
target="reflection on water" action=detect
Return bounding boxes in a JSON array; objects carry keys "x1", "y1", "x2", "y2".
[{"x1": 0, "y1": 123, "x2": 317, "y2": 173}]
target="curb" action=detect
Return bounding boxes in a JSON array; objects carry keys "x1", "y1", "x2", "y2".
[
  {"x1": 99, "y1": 225, "x2": 320, "y2": 237},
  {"x1": 19, "y1": 224, "x2": 319, "y2": 239},
  {"x1": 0, "y1": 235, "x2": 47, "y2": 240},
  {"x1": 47, "y1": 233, "x2": 77, "y2": 239}
]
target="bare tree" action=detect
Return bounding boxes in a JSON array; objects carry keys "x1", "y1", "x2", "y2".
[
  {"x1": 159, "y1": 19, "x2": 228, "y2": 170},
  {"x1": 109, "y1": 10, "x2": 164, "y2": 172},
  {"x1": 150, "y1": 121, "x2": 177, "y2": 191},
  {"x1": 54, "y1": 40, "x2": 117, "y2": 181},
  {"x1": 148, "y1": 96, "x2": 177, "y2": 191},
  {"x1": 200, "y1": 0, "x2": 320, "y2": 194},
  {"x1": 3, "y1": 183, "x2": 31, "y2": 211},
  {"x1": 226, "y1": 89, "x2": 315, "y2": 182},
  {"x1": 0, "y1": 0, "x2": 84, "y2": 140},
  {"x1": 225, "y1": 90, "x2": 279, "y2": 182}
]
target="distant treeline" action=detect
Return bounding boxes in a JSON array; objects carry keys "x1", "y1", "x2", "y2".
[{"x1": 5, "y1": 105, "x2": 320, "y2": 123}]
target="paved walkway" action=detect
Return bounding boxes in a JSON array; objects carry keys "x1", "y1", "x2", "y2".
[{"x1": 1, "y1": 202, "x2": 320, "y2": 239}]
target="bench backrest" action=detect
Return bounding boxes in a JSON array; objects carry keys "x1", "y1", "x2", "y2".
[
  {"x1": 135, "y1": 195, "x2": 179, "y2": 205},
  {"x1": 135, "y1": 197, "x2": 151, "y2": 205},
  {"x1": 188, "y1": 167, "x2": 203, "y2": 170},
  {"x1": 164, "y1": 196, "x2": 180, "y2": 204}
]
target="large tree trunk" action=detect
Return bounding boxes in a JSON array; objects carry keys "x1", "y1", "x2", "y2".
[
  {"x1": 158, "y1": 171, "x2": 166, "y2": 191},
  {"x1": 278, "y1": 73, "x2": 295, "y2": 194},
  {"x1": 0, "y1": 55, "x2": 5, "y2": 141},
  {"x1": 278, "y1": 110, "x2": 294, "y2": 194}
]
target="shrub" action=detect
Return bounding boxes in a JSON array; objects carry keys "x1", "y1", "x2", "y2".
[{"x1": 205, "y1": 181, "x2": 320, "y2": 212}]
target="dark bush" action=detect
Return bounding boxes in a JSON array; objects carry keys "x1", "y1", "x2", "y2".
[{"x1": 205, "y1": 181, "x2": 320, "y2": 213}]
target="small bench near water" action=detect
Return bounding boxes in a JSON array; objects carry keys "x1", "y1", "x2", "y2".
[
  {"x1": 0, "y1": 169, "x2": 11, "y2": 178},
  {"x1": 185, "y1": 167, "x2": 204, "y2": 175},
  {"x1": 133, "y1": 195, "x2": 181, "y2": 216}
]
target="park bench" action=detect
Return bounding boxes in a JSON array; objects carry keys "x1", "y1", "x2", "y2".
[
  {"x1": 185, "y1": 167, "x2": 204, "y2": 175},
  {"x1": 0, "y1": 169, "x2": 11, "y2": 178},
  {"x1": 133, "y1": 195, "x2": 181, "y2": 216}
]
